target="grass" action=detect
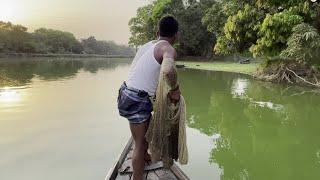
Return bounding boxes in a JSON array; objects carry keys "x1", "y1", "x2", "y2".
[{"x1": 177, "y1": 61, "x2": 259, "y2": 75}]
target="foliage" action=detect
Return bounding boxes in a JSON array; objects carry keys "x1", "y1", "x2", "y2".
[
  {"x1": 0, "y1": 21, "x2": 31, "y2": 53},
  {"x1": 0, "y1": 21, "x2": 134, "y2": 56},
  {"x1": 250, "y1": 10, "x2": 303, "y2": 57},
  {"x1": 32, "y1": 28, "x2": 82, "y2": 54},
  {"x1": 128, "y1": 0, "x2": 214, "y2": 56},
  {"x1": 215, "y1": 4, "x2": 262, "y2": 55},
  {"x1": 281, "y1": 23, "x2": 320, "y2": 64},
  {"x1": 178, "y1": 2, "x2": 215, "y2": 56},
  {"x1": 213, "y1": 36, "x2": 232, "y2": 55},
  {"x1": 128, "y1": 4, "x2": 155, "y2": 48},
  {"x1": 81, "y1": 36, "x2": 135, "y2": 56},
  {"x1": 202, "y1": 2, "x2": 227, "y2": 36}
]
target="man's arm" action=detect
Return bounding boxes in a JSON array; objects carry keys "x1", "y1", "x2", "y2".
[
  {"x1": 162, "y1": 46, "x2": 181, "y2": 104},
  {"x1": 162, "y1": 46, "x2": 177, "y2": 86}
]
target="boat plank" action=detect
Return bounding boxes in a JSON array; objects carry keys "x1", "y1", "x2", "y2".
[
  {"x1": 106, "y1": 137, "x2": 189, "y2": 180},
  {"x1": 146, "y1": 172, "x2": 160, "y2": 180},
  {"x1": 129, "y1": 172, "x2": 148, "y2": 180},
  {"x1": 154, "y1": 169, "x2": 177, "y2": 180},
  {"x1": 106, "y1": 138, "x2": 133, "y2": 180},
  {"x1": 115, "y1": 173, "x2": 131, "y2": 180},
  {"x1": 170, "y1": 164, "x2": 190, "y2": 180}
]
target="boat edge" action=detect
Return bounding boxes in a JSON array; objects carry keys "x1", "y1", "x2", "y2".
[{"x1": 105, "y1": 137, "x2": 133, "y2": 180}]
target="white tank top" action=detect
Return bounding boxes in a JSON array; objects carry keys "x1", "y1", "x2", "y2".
[{"x1": 126, "y1": 40, "x2": 164, "y2": 96}]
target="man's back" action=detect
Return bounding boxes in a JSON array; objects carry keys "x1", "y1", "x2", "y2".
[
  {"x1": 117, "y1": 15, "x2": 180, "y2": 180},
  {"x1": 126, "y1": 40, "x2": 168, "y2": 96}
]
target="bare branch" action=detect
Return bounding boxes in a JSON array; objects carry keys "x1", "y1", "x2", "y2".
[{"x1": 286, "y1": 67, "x2": 320, "y2": 88}]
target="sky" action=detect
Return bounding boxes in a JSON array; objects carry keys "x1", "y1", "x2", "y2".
[{"x1": 0, "y1": 0, "x2": 151, "y2": 44}]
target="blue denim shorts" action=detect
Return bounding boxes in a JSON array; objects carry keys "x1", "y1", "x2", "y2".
[{"x1": 117, "y1": 82, "x2": 153, "y2": 124}]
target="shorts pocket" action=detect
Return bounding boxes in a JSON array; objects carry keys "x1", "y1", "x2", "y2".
[{"x1": 118, "y1": 92, "x2": 140, "y2": 113}]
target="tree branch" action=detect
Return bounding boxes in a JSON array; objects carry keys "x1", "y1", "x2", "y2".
[{"x1": 286, "y1": 67, "x2": 320, "y2": 88}]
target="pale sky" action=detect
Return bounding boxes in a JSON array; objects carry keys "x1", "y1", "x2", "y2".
[{"x1": 0, "y1": 0, "x2": 151, "y2": 44}]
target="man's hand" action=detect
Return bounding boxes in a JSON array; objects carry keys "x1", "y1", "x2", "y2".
[{"x1": 168, "y1": 88, "x2": 181, "y2": 104}]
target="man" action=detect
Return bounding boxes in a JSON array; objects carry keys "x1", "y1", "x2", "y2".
[{"x1": 117, "y1": 16, "x2": 180, "y2": 180}]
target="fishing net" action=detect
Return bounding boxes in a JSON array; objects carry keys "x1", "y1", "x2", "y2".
[{"x1": 146, "y1": 58, "x2": 188, "y2": 168}]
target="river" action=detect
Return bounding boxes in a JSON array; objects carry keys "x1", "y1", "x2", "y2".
[{"x1": 0, "y1": 58, "x2": 319, "y2": 180}]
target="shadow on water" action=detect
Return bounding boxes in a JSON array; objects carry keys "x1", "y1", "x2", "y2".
[
  {"x1": 179, "y1": 69, "x2": 320, "y2": 180},
  {"x1": 0, "y1": 58, "x2": 131, "y2": 87}
]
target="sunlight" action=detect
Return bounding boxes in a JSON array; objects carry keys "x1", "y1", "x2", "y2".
[
  {"x1": 0, "y1": 0, "x2": 26, "y2": 22},
  {"x1": 0, "y1": 87, "x2": 21, "y2": 103},
  {"x1": 231, "y1": 78, "x2": 249, "y2": 99},
  {"x1": 0, "y1": 1, "x2": 14, "y2": 21}
]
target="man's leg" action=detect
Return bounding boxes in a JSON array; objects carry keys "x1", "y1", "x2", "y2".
[{"x1": 129, "y1": 121, "x2": 149, "y2": 180}]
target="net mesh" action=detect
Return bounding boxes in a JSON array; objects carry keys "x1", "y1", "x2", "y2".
[{"x1": 145, "y1": 58, "x2": 188, "y2": 168}]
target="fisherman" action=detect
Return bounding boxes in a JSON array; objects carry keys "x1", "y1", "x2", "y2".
[{"x1": 117, "y1": 16, "x2": 180, "y2": 180}]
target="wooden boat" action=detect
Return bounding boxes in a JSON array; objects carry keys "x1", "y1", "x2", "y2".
[{"x1": 106, "y1": 137, "x2": 190, "y2": 180}]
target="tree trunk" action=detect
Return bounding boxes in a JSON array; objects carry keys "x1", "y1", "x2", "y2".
[{"x1": 317, "y1": 4, "x2": 320, "y2": 32}]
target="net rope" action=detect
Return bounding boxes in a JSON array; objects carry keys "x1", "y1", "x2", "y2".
[{"x1": 146, "y1": 58, "x2": 188, "y2": 168}]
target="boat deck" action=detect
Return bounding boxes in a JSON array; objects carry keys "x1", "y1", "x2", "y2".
[{"x1": 106, "y1": 138, "x2": 189, "y2": 180}]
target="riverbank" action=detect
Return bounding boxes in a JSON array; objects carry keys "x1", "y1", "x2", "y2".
[
  {"x1": 178, "y1": 60, "x2": 320, "y2": 88},
  {"x1": 177, "y1": 61, "x2": 259, "y2": 75},
  {"x1": 0, "y1": 53, "x2": 134, "y2": 59}
]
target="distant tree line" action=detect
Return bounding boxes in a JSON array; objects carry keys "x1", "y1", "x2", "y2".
[{"x1": 0, "y1": 21, "x2": 135, "y2": 56}]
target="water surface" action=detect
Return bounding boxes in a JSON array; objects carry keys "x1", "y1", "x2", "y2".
[{"x1": 0, "y1": 58, "x2": 319, "y2": 180}]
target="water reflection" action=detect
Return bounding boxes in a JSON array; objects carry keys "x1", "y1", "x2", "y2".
[
  {"x1": 179, "y1": 69, "x2": 320, "y2": 180},
  {"x1": 231, "y1": 78, "x2": 249, "y2": 98},
  {"x1": 0, "y1": 87, "x2": 21, "y2": 103},
  {"x1": 231, "y1": 78, "x2": 284, "y2": 112},
  {"x1": 250, "y1": 101, "x2": 284, "y2": 111},
  {"x1": 0, "y1": 58, "x2": 131, "y2": 88},
  {"x1": 1, "y1": 60, "x2": 320, "y2": 180},
  {"x1": 0, "y1": 58, "x2": 132, "y2": 180}
]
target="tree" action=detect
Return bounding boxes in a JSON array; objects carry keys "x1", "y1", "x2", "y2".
[
  {"x1": 0, "y1": 21, "x2": 133, "y2": 56},
  {"x1": 0, "y1": 21, "x2": 31, "y2": 53},
  {"x1": 33, "y1": 28, "x2": 82, "y2": 53},
  {"x1": 281, "y1": 23, "x2": 320, "y2": 65},
  {"x1": 81, "y1": 37, "x2": 135, "y2": 56},
  {"x1": 214, "y1": 4, "x2": 262, "y2": 55},
  {"x1": 250, "y1": 10, "x2": 303, "y2": 57},
  {"x1": 128, "y1": 0, "x2": 215, "y2": 56},
  {"x1": 178, "y1": 2, "x2": 215, "y2": 56},
  {"x1": 202, "y1": 2, "x2": 227, "y2": 36},
  {"x1": 128, "y1": 4, "x2": 155, "y2": 49}
]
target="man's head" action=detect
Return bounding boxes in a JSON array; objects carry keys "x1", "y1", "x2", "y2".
[{"x1": 157, "y1": 15, "x2": 179, "y2": 44}]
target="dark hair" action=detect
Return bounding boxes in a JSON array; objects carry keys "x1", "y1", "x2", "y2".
[{"x1": 158, "y1": 15, "x2": 179, "y2": 38}]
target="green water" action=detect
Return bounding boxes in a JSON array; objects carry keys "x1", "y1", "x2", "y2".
[{"x1": 0, "y1": 58, "x2": 319, "y2": 180}]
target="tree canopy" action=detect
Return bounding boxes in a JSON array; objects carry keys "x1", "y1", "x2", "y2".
[
  {"x1": 129, "y1": 0, "x2": 320, "y2": 65},
  {"x1": 129, "y1": 0, "x2": 215, "y2": 56}
]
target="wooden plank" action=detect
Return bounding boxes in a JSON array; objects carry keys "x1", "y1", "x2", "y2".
[
  {"x1": 154, "y1": 169, "x2": 177, "y2": 180},
  {"x1": 120, "y1": 161, "x2": 164, "y2": 174},
  {"x1": 106, "y1": 137, "x2": 133, "y2": 180},
  {"x1": 146, "y1": 171, "x2": 160, "y2": 180},
  {"x1": 119, "y1": 159, "x2": 132, "y2": 174},
  {"x1": 125, "y1": 149, "x2": 133, "y2": 161},
  {"x1": 129, "y1": 172, "x2": 148, "y2": 180},
  {"x1": 106, "y1": 137, "x2": 190, "y2": 180},
  {"x1": 170, "y1": 164, "x2": 190, "y2": 180},
  {"x1": 115, "y1": 173, "x2": 131, "y2": 180}
]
